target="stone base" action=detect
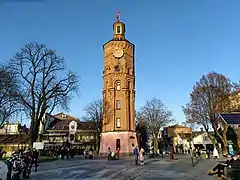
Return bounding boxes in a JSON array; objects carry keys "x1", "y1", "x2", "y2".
[{"x1": 99, "y1": 131, "x2": 138, "y2": 155}]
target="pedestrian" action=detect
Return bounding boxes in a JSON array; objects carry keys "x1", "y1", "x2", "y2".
[
  {"x1": 107, "y1": 147, "x2": 111, "y2": 160},
  {"x1": 32, "y1": 148, "x2": 39, "y2": 172},
  {"x1": 84, "y1": 149, "x2": 88, "y2": 159},
  {"x1": 89, "y1": 147, "x2": 93, "y2": 159},
  {"x1": 213, "y1": 147, "x2": 219, "y2": 159},
  {"x1": 0, "y1": 159, "x2": 8, "y2": 180},
  {"x1": 116, "y1": 148, "x2": 120, "y2": 160},
  {"x1": 139, "y1": 148, "x2": 145, "y2": 165},
  {"x1": 206, "y1": 149, "x2": 211, "y2": 159},
  {"x1": 4, "y1": 151, "x2": 21, "y2": 180},
  {"x1": 133, "y1": 146, "x2": 139, "y2": 165}
]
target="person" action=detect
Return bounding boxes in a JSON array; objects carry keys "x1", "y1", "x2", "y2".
[
  {"x1": 116, "y1": 148, "x2": 120, "y2": 160},
  {"x1": 196, "y1": 147, "x2": 201, "y2": 157},
  {"x1": 31, "y1": 148, "x2": 39, "y2": 172},
  {"x1": 22, "y1": 149, "x2": 32, "y2": 178},
  {"x1": 89, "y1": 147, "x2": 93, "y2": 159},
  {"x1": 139, "y1": 148, "x2": 145, "y2": 165},
  {"x1": 206, "y1": 149, "x2": 211, "y2": 159},
  {"x1": 0, "y1": 159, "x2": 8, "y2": 180},
  {"x1": 208, "y1": 154, "x2": 240, "y2": 179},
  {"x1": 213, "y1": 147, "x2": 219, "y2": 159},
  {"x1": 107, "y1": 147, "x2": 111, "y2": 160},
  {"x1": 133, "y1": 146, "x2": 139, "y2": 165},
  {"x1": 4, "y1": 151, "x2": 21, "y2": 180},
  {"x1": 84, "y1": 150, "x2": 88, "y2": 159}
]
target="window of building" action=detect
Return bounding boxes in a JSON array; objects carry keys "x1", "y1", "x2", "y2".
[
  {"x1": 116, "y1": 82, "x2": 121, "y2": 91},
  {"x1": 116, "y1": 139, "x2": 120, "y2": 150},
  {"x1": 116, "y1": 118, "x2": 121, "y2": 128},
  {"x1": 116, "y1": 100, "x2": 121, "y2": 109},
  {"x1": 116, "y1": 26, "x2": 121, "y2": 34}
]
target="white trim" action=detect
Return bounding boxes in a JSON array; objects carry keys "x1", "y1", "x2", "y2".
[{"x1": 101, "y1": 131, "x2": 136, "y2": 135}]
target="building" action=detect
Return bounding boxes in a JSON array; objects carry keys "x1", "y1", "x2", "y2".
[
  {"x1": 40, "y1": 113, "x2": 97, "y2": 151},
  {"x1": 192, "y1": 131, "x2": 213, "y2": 150},
  {"x1": 0, "y1": 122, "x2": 29, "y2": 156},
  {"x1": 218, "y1": 113, "x2": 240, "y2": 150},
  {"x1": 161, "y1": 125, "x2": 192, "y2": 153},
  {"x1": 99, "y1": 14, "x2": 137, "y2": 155}
]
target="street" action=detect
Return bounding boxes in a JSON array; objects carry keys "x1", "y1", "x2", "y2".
[{"x1": 30, "y1": 155, "x2": 217, "y2": 180}]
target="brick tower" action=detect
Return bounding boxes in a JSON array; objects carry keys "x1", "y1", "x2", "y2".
[{"x1": 99, "y1": 14, "x2": 137, "y2": 155}]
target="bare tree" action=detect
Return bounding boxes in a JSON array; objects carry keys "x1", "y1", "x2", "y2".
[
  {"x1": 7, "y1": 42, "x2": 79, "y2": 146},
  {"x1": 0, "y1": 65, "x2": 20, "y2": 127},
  {"x1": 82, "y1": 99, "x2": 113, "y2": 153},
  {"x1": 137, "y1": 97, "x2": 174, "y2": 152},
  {"x1": 182, "y1": 72, "x2": 238, "y2": 153},
  {"x1": 82, "y1": 99, "x2": 102, "y2": 152}
]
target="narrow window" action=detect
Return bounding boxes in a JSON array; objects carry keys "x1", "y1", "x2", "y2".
[
  {"x1": 116, "y1": 118, "x2": 121, "y2": 128},
  {"x1": 116, "y1": 100, "x2": 121, "y2": 109},
  {"x1": 116, "y1": 139, "x2": 120, "y2": 150},
  {"x1": 116, "y1": 82, "x2": 121, "y2": 91},
  {"x1": 116, "y1": 26, "x2": 121, "y2": 34}
]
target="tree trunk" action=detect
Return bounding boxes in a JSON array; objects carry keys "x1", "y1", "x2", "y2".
[
  {"x1": 95, "y1": 135, "x2": 100, "y2": 153},
  {"x1": 235, "y1": 129, "x2": 240, "y2": 151},
  {"x1": 207, "y1": 132, "x2": 216, "y2": 148},
  {"x1": 153, "y1": 137, "x2": 158, "y2": 153},
  {"x1": 221, "y1": 130, "x2": 228, "y2": 154},
  {"x1": 29, "y1": 118, "x2": 41, "y2": 149}
]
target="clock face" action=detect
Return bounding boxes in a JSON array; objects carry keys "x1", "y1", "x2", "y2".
[
  {"x1": 71, "y1": 125, "x2": 75, "y2": 129},
  {"x1": 113, "y1": 49, "x2": 123, "y2": 58}
]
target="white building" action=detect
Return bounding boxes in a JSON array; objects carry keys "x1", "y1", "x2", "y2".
[{"x1": 192, "y1": 132, "x2": 213, "y2": 150}]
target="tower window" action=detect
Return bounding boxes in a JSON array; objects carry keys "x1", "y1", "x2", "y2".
[
  {"x1": 116, "y1": 82, "x2": 121, "y2": 90},
  {"x1": 116, "y1": 118, "x2": 121, "y2": 128},
  {"x1": 116, "y1": 26, "x2": 121, "y2": 34},
  {"x1": 116, "y1": 100, "x2": 121, "y2": 109}
]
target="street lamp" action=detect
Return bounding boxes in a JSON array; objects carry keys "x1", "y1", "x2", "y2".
[{"x1": 17, "y1": 127, "x2": 24, "y2": 151}]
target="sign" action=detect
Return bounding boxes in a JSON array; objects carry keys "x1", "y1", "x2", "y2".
[
  {"x1": 33, "y1": 142, "x2": 44, "y2": 150},
  {"x1": 228, "y1": 141, "x2": 234, "y2": 155}
]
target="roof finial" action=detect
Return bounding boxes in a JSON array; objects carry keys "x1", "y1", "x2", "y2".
[{"x1": 116, "y1": 10, "x2": 120, "y2": 21}]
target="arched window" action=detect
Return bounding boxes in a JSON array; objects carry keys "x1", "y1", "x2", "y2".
[
  {"x1": 127, "y1": 81, "x2": 130, "y2": 89},
  {"x1": 116, "y1": 82, "x2": 121, "y2": 91},
  {"x1": 116, "y1": 118, "x2": 121, "y2": 128},
  {"x1": 105, "y1": 81, "x2": 108, "y2": 89},
  {"x1": 116, "y1": 26, "x2": 121, "y2": 34}
]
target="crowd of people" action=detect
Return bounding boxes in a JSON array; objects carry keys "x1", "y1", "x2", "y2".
[
  {"x1": 0, "y1": 148, "x2": 39, "y2": 180},
  {"x1": 208, "y1": 153, "x2": 240, "y2": 180}
]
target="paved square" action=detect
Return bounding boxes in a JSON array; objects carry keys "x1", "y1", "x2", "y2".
[{"x1": 30, "y1": 155, "x2": 217, "y2": 180}]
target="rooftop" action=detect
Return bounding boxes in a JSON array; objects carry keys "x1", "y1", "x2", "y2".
[{"x1": 219, "y1": 113, "x2": 240, "y2": 125}]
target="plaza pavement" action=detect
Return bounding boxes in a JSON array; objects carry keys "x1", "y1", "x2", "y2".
[{"x1": 30, "y1": 155, "x2": 218, "y2": 180}]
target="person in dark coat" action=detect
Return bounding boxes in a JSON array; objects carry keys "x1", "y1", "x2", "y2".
[
  {"x1": 208, "y1": 154, "x2": 240, "y2": 179},
  {"x1": 32, "y1": 148, "x2": 39, "y2": 172}
]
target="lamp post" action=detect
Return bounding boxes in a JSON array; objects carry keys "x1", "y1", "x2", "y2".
[
  {"x1": 17, "y1": 129, "x2": 23, "y2": 151},
  {"x1": 169, "y1": 138, "x2": 174, "y2": 160}
]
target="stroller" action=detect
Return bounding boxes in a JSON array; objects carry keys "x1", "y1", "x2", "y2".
[{"x1": 109, "y1": 152, "x2": 119, "y2": 160}]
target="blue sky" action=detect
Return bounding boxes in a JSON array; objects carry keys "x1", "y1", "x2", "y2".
[{"x1": 0, "y1": 0, "x2": 240, "y2": 124}]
